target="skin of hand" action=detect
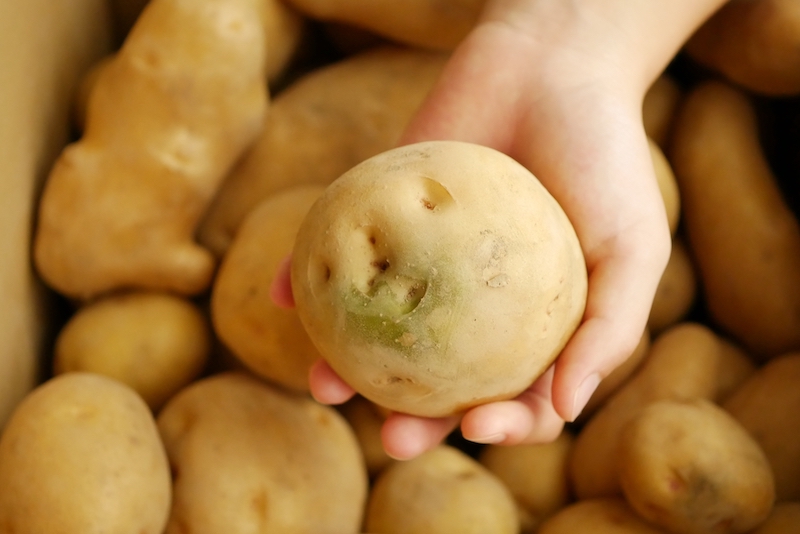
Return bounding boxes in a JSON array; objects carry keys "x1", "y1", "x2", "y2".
[{"x1": 272, "y1": 0, "x2": 730, "y2": 460}]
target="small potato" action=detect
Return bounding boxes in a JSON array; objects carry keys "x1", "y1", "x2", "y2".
[
  {"x1": 723, "y1": 353, "x2": 800, "y2": 501},
  {"x1": 0, "y1": 373, "x2": 171, "y2": 533},
  {"x1": 211, "y1": 185, "x2": 324, "y2": 391},
  {"x1": 54, "y1": 290, "x2": 210, "y2": 410},
  {"x1": 479, "y1": 430, "x2": 575, "y2": 532},
  {"x1": 365, "y1": 445, "x2": 519, "y2": 534},
  {"x1": 291, "y1": 140, "x2": 587, "y2": 417},
  {"x1": 650, "y1": 137, "x2": 681, "y2": 236},
  {"x1": 648, "y1": 237, "x2": 698, "y2": 334},
  {"x1": 643, "y1": 74, "x2": 682, "y2": 149},
  {"x1": 537, "y1": 497, "x2": 667, "y2": 534},
  {"x1": 157, "y1": 372, "x2": 368, "y2": 533},
  {"x1": 618, "y1": 398, "x2": 775, "y2": 534},
  {"x1": 338, "y1": 395, "x2": 395, "y2": 478}
]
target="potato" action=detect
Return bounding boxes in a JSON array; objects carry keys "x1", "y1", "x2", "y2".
[
  {"x1": 684, "y1": 0, "x2": 800, "y2": 96},
  {"x1": 647, "y1": 237, "x2": 698, "y2": 334},
  {"x1": 650, "y1": 137, "x2": 681, "y2": 236},
  {"x1": 281, "y1": 0, "x2": 484, "y2": 50},
  {"x1": 669, "y1": 80, "x2": 800, "y2": 358},
  {"x1": 643, "y1": 73, "x2": 682, "y2": 149},
  {"x1": 569, "y1": 322, "x2": 754, "y2": 499},
  {"x1": 723, "y1": 353, "x2": 800, "y2": 501},
  {"x1": 54, "y1": 290, "x2": 210, "y2": 410},
  {"x1": 338, "y1": 395, "x2": 395, "y2": 478},
  {"x1": 365, "y1": 445, "x2": 519, "y2": 534},
  {"x1": 198, "y1": 44, "x2": 448, "y2": 256},
  {"x1": 537, "y1": 497, "x2": 667, "y2": 534},
  {"x1": 0, "y1": 372, "x2": 171, "y2": 533},
  {"x1": 33, "y1": 0, "x2": 269, "y2": 300},
  {"x1": 479, "y1": 430, "x2": 575, "y2": 532},
  {"x1": 211, "y1": 185, "x2": 324, "y2": 391},
  {"x1": 618, "y1": 398, "x2": 775, "y2": 534},
  {"x1": 291, "y1": 140, "x2": 587, "y2": 417},
  {"x1": 749, "y1": 502, "x2": 800, "y2": 534},
  {"x1": 157, "y1": 372, "x2": 368, "y2": 533}
]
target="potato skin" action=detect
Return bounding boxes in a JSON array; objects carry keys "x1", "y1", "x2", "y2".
[
  {"x1": 0, "y1": 373, "x2": 171, "y2": 533},
  {"x1": 365, "y1": 445, "x2": 519, "y2": 534},
  {"x1": 537, "y1": 498, "x2": 667, "y2": 534},
  {"x1": 157, "y1": 372, "x2": 368, "y2": 534},
  {"x1": 292, "y1": 140, "x2": 587, "y2": 417},
  {"x1": 54, "y1": 290, "x2": 210, "y2": 410},
  {"x1": 211, "y1": 185, "x2": 325, "y2": 391},
  {"x1": 669, "y1": 80, "x2": 800, "y2": 358},
  {"x1": 618, "y1": 398, "x2": 775, "y2": 534},
  {"x1": 723, "y1": 353, "x2": 800, "y2": 501}
]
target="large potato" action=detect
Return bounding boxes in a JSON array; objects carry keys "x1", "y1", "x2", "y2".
[
  {"x1": 669, "y1": 80, "x2": 800, "y2": 358},
  {"x1": 292, "y1": 140, "x2": 587, "y2": 417},
  {"x1": 365, "y1": 444, "x2": 519, "y2": 534},
  {"x1": 157, "y1": 372, "x2": 368, "y2": 533},
  {"x1": 537, "y1": 498, "x2": 667, "y2": 534},
  {"x1": 0, "y1": 372, "x2": 171, "y2": 533}
]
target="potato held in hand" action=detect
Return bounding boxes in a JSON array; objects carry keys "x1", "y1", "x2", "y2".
[{"x1": 291, "y1": 140, "x2": 587, "y2": 417}]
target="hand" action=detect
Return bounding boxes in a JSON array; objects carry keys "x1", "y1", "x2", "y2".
[{"x1": 271, "y1": 0, "x2": 728, "y2": 459}]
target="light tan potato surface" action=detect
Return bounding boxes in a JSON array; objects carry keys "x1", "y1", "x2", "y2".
[
  {"x1": 199, "y1": 45, "x2": 448, "y2": 256},
  {"x1": 669, "y1": 80, "x2": 800, "y2": 358},
  {"x1": 292, "y1": 140, "x2": 587, "y2": 417},
  {"x1": 537, "y1": 498, "x2": 667, "y2": 534},
  {"x1": 723, "y1": 353, "x2": 800, "y2": 501},
  {"x1": 0, "y1": 373, "x2": 171, "y2": 533},
  {"x1": 157, "y1": 372, "x2": 368, "y2": 533},
  {"x1": 648, "y1": 237, "x2": 698, "y2": 334},
  {"x1": 365, "y1": 445, "x2": 519, "y2": 534},
  {"x1": 619, "y1": 398, "x2": 775, "y2": 534},
  {"x1": 211, "y1": 185, "x2": 324, "y2": 391},
  {"x1": 479, "y1": 430, "x2": 574, "y2": 532},
  {"x1": 54, "y1": 291, "x2": 210, "y2": 410}
]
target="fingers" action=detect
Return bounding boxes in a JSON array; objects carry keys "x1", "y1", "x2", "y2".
[
  {"x1": 308, "y1": 359, "x2": 356, "y2": 405},
  {"x1": 270, "y1": 254, "x2": 294, "y2": 309},
  {"x1": 551, "y1": 225, "x2": 671, "y2": 422},
  {"x1": 381, "y1": 412, "x2": 461, "y2": 461},
  {"x1": 460, "y1": 365, "x2": 565, "y2": 445}
]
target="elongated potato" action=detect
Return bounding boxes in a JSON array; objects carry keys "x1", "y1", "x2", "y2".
[
  {"x1": 292, "y1": 140, "x2": 587, "y2": 417},
  {"x1": 479, "y1": 430, "x2": 574, "y2": 532},
  {"x1": 199, "y1": 45, "x2": 448, "y2": 256},
  {"x1": 723, "y1": 353, "x2": 800, "y2": 501},
  {"x1": 54, "y1": 290, "x2": 210, "y2": 411},
  {"x1": 618, "y1": 398, "x2": 775, "y2": 534},
  {"x1": 282, "y1": 0, "x2": 484, "y2": 50},
  {"x1": 537, "y1": 498, "x2": 667, "y2": 534},
  {"x1": 365, "y1": 445, "x2": 519, "y2": 534},
  {"x1": 684, "y1": 0, "x2": 800, "y2": 96},
  {"x1": 211, "y1": 185, "x2": 325, "y2": 391},
  {"x1": 0, "y1": 373, "x2": 171, "y2": 533},
  {"x1": 569, "y1": 322, "x2": 754, "y2": 499},
  {"x1": 650, "y1": 137, "x2": 680, "y2": 236},
  {"x1": 669, "y1": 80, "x2": 800, "y2": 358},
  {"x1": 158, "y1": 372, "x2": 368, "y2": 533},
  {"x1": 34, "y1": 0, "x2": 269, "y2": 300}
]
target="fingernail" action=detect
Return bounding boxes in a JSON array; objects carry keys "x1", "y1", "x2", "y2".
[
  {"x1": 469, "y1": 433, "x2": 506, "y2": 445},
  {"x1": 569, "y1": 373, "x2": 601, "y2": 422}
]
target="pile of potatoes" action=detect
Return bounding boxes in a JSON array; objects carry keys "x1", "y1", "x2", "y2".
[{"x1": 1, "y1": 0, "x2": 799, "y2": 532}]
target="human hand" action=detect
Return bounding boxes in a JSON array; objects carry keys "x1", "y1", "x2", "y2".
[{"x1": 272, "y1": 0, "x2": 728, "y2": 459}]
